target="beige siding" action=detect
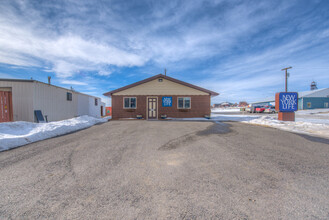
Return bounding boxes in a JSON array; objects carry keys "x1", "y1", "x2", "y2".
[
  {"x1": 1, "y1": 80, "x2": 102, "y2": 122},
  {"x1": 77, "y1": 93, "x2": 90, "y2": 116},
  {"x1": 77, "y1": 93, "x2": 102, "y2": 118},
  {"x1": 33, "y1": 82, "x2": 78, "y2": 122},
  {"x1": 0, "y1": 81, "x2": 34, "y2": 122},
  {"x1": 88, "y1": 96, "x2": 102, "y2": 118},
  {"x1": 113, "y1": 78, "x2": 209, "y2": 95}
]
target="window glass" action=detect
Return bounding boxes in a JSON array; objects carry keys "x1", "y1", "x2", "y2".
[
  {"x1": 67, "y1": 92, "x2": 72, "y2": 101},
  {"x1": 178, "y1": 98, "x2": 184, "y2": 108},
  {"x1": 124, "y1": 97, "x2": 136, "y2": 108},
  {"x1": 124, "y1": 98, "x2": 130, "y2": 108},
  {"x1": 131, "y1": 98, "x2": 136, "y2": 108},
  {"x1": 178, "y1": 97, "x2": 191, "y2": 109},
  {"x1": 95, "y1": 98, "x2": 98, "y2": 106},
  {"x1": 184, "y1": 98, "x2": 191, "y2": 108}
]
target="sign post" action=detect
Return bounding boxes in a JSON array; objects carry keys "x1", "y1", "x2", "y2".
[{"x1": 275, "y1": 92, "x2": 298, "y2": 121}]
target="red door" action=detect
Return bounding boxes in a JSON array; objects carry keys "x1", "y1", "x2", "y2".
[{"x1": 0, "y1": 91, "x2": 13, "y2": 122}]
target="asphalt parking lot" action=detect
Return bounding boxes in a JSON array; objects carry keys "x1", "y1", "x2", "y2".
[{"x1": 0, "y1": 121, "x2": 329, "y2": 219}]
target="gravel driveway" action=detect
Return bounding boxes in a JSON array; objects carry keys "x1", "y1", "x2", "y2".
[{"x1": 0, "y1": 121, "x2": 328, "y2": 219}]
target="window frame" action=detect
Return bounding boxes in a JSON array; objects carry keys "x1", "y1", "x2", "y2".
[
  {"x1": 123, "y1": 97, "x2": 137, "y2": 109},
  {"x1": 67, "y1": 92, "x2": 72, "y2": 101},
  {"x1": 95, "y1": 98, "x2": 98, "y2": 106},
  {"x1": 177, "y1": 97, "x2": 191, "y2": 109},
  {"x1": 307, "y1": 102, "x2": 311, "y2": 108}
]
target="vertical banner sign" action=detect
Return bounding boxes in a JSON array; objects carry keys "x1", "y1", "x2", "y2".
[
  {"x1": 279, "y1": 92, "x2": 298, "y2": 112},
  {"x1": 162, "y1": 97, "x2": 172, "y2": 107}
]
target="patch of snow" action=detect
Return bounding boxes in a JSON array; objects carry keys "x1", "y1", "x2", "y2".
[
  {"x1": 0, "y1": 116, "x2": 109, "y2": 152},
  {"x1": 211, "y1": 108, "x2": 241, "y2": 113},
  {"x1": 171, "y1": 112, "x2": 329, "y2": 138},
  {"x1": 243, "y1": 116, "x2": 329, "y2": 137},
  {"x1": 296, "y1": 108, "x2": 329, "y2": 115},
  {"x1": 210, "y1": 114, "x2": 260, "y2": 122},
  {"x1": 296, "y1": 118, "x2": 329, "y2": 125}
]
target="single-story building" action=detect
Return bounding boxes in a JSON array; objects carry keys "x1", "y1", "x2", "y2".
[
  {"x1": 238, "y1": 101, "x2": 248, "y2": 107},
  {"x1": 212, "y1": 102, "x2": 234, "y2": 108},
  {"x1": 0, "y1": 78, "x2": 104, "y2": 122},
  {"x1": 298, "y1": 88, "x2": 329, "y2": 110},
  {"x1": 251, "y1": 88, "x2": 329, "y2": 110},
  {"x1": 103, "y1": 74, "x2": 219, "y2": 120},
  {"x1": 250, "y1": 97, "x2": 276, "y2": 107}
]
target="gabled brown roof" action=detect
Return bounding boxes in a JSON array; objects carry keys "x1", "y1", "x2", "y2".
[{"x1": 103, "y1": 74, "x2": 219, "y2": 97}]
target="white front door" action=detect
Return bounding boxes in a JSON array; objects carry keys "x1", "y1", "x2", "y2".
[{"x1": 147, "y1": 97, "x2": 157, "y2": 119}]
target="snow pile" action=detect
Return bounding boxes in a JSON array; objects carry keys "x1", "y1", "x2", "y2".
[
  {"x1": 295, "y1": 109, "x2": 329, "y2": 125},
  {"x1": 244, "y1": 116, "x2": 329, "y2": 137},
  {"x1": 0, "y1": 116, "x2": 109, "y2": 151},
  {"x1": 210, "y1": 114, "x2": 259, "y2": 122},
  {"x1": 172, "y1": 111, "x2": 329, "y2": 138},
  {"x1": 296, "y1": 118, "x2": 329, "y2": 125},
  {"x1": 296, "y1": 109, "x2": 329, "y2": 115},
  {"x1": 212, "y1": 108, "x2": 241, "y2": 113}
]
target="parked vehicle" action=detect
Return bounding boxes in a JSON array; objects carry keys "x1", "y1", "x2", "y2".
[
  {"x1": 250, "y1": 105, "x2": 261, "y2": 113},
  {"x1": 264, "y1": 106, "x2": 277, "y2": 113},
  {"x1": 255, "y1": 106, "x2": 266, "y2": 113}
]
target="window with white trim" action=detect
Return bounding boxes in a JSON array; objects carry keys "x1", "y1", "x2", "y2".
[
  {"x1": 124, "y1": 97, "x2": 137, "y2": 109},
  {"x1": 178, "y1": 97, "x2": 191, "y2": 109}
]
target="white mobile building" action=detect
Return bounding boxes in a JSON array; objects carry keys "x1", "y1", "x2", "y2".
[{"x1": 0, "y1": 78, "x2": 104, "y2": 122}]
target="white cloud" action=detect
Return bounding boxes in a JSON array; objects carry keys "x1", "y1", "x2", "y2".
[
  {"x1": 0, "y1": 0, "x2": 328, "y2": 105},
  {"x1": 0, "y1": 3, "x2": 146, "y2": 78},
  {"x1": 60, "y1": 80, "x2": 88, "y2": 86},
  {"x1": 0, "y1": 0, "x2": 291, "y2": 75},
  {"x1": 188, "y1": 19, "x2": 329, "y2": 104}
]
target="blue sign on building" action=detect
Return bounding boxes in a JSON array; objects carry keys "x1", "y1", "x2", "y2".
[
  {"x1": 162, "y1": 97, "x2": 172, "y2": 107},
  {"x1": 279, "y1": 92, "x2": 298, "y2": 112}
]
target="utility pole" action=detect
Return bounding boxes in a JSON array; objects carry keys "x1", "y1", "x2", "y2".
[
  {"x1": 164, "y1": 68, "x2": 167, "y2": 76},
  {"x1": 281, "y1": 67, "x2": 292, "y2": 92}
]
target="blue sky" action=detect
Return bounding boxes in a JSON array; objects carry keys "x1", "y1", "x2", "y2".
[{"x1": 1, "y1": 0, "x2": 329, "y2": 105}]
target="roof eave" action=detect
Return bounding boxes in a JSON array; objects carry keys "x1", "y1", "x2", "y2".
[{"x1": 103, "y1": 74, "x2": 219, "y2": 97}]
